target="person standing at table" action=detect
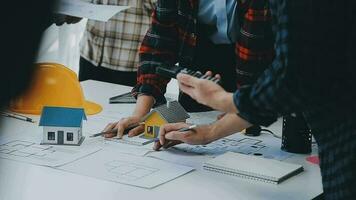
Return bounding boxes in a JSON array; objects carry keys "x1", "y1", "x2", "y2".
[
  {"x1": 156, "y1": 0, "x2": 356, "y2": 199},
  {"x1": 1, "y1": 1, "x2": 53, "y2": 108},
  {"x1": 79, "y1": 0, "x2": 157, "y2": 86},
  {"x1": 103, "y1": 0, "x2": 275, "y2": 138}
]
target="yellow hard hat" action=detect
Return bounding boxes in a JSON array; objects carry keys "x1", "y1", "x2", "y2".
[{"x1": 9, "y1": 63, "x2": 102, "y2": 115}]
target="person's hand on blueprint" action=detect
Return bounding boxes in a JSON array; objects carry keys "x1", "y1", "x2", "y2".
[
  {"x1": 177, "y1": 73, "x2": 237, "y2": 113},
  {"x1": 102, "y1": 95, "x2": 154, "y2": 138},
  {"x1": 153, "y1": 122, "x2": 215, "y2": 151},
  {"x1": 102, "y1": 115, "x2": 144, "y2": 139},
  {"x1": 154, "y1": 114, "x2": 252, "y2": 151}
]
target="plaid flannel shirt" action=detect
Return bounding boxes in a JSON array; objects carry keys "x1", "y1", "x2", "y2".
[
  {"x1": 236, "y1": 0, "x2": 275, "y2": 86},
  {"x1": 80, "y1": 0, "x2": 156, "y2": 72},
  {"x1": 234, "y1": 0, "x2": 356, "y2": 199},
  {"x1": 132, "y1": 0, "x2": 274, "y2": 104}
]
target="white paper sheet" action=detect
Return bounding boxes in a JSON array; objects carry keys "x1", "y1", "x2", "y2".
[
  {"x1": 102, "y1": 138, "x2": 153, "y2": 156},
  {"x1": 55, "y1": 0, "x2": 130, "y2": 22},
  {"x1": 106, "y1": 134, "x2": 157, "y2": 146},
  {"x1": 147, "y1": 148, "x2": 210, "y2": 169},
  {"x1": 58, "y1": 149, "x2": 194, "y2": 189},
  {"x1": 0, "y1": 139, "x2": 101, "y2": 167}
]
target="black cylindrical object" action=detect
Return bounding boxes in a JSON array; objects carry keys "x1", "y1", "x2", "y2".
[
  {"x1": 281, "y1": 113, "x2": 312, "y2": 154},
  {"x1": 245, "y1": 125, "x2": 262, "y2": 137}
]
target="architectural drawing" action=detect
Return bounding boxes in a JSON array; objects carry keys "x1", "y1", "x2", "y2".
[
  {"x1": 105, "y1": 160, "x2": 159, "y2": 181},
  {"x1": 175, "y1": 137, "x2": 265, "y2": 156},
  {"x1": 58, "y1": 149, "x2": 194, "y2": 188},
  {"x1": 0, "y1": 140, "x2": 57, "y2": 158},
  {"x1": 0, "y1": 140, "x2": 101, "y2": 167},
  {"x1": 174, "y1": 135, "x2": 293, "y2": 161}
]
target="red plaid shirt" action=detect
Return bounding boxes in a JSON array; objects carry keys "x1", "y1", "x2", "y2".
[{"x1": 132, "y1": 0, "x2": 275, "y2": 104}]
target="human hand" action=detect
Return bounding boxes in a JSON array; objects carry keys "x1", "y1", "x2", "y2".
[
  {"x1": 153, "y1": 122, "x2": 215, "y2": 151},
  {"x1": 154, "y1": 113, "x2": 252, "y2": 151},
  {"x1": 177, "y1": 73, "x2": 237, "y2": 113},
  {"x1": 102, "y1": 115, "x2": 144, "y2": 139},
  {"x1": 217, "y1": 113, "x2": 226, "y2": 120},
  {"x1": 102, "y1": 95, "x2": 155, "y2": 138}
]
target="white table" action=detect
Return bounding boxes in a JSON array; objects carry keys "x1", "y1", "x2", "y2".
[{"x1": 0, "y1": 80, "x2": 323, "y2": 200}]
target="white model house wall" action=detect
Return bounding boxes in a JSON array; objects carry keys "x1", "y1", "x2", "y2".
[
  {"x1": 79, "y1": 121, "x2": 83, "y2": 138},
  {"x1": 42, "y1": 126, "x2": 81, "y2": 145}
]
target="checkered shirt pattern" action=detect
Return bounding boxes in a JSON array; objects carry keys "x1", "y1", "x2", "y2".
[
  {"x1": 234, "y1": 1, "x2": 356, "y2": 199},
  {"x1": 133, "y1": 0, "x2": 274, "y2": 105},
  {"x1": 80, "y1": 0, "x2": 156, "y2": 72}
]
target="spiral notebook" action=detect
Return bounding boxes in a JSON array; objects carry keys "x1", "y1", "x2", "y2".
[{"x1": 203, "y1": 152, "x2": 303, "y2": 184}]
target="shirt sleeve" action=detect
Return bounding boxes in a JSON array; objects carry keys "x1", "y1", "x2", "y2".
[
  {"x1": 143, "y1": 0, "x2": 157, "y2": 14},
  {"x1": 233, "y1": 0, "x2": 355, "y2": 126},
  {"x1": 132, "y1": 0, "x2": 179, "y2": 105}
]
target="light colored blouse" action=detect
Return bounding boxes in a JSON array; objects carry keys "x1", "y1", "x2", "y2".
[{"x1": 198, "y1": 0, "x2": 239, "y2": 44}]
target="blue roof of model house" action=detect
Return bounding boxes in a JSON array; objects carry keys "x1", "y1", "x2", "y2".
[{"x1": 39, "y1": 106, "x2": 87, "y2": 127}]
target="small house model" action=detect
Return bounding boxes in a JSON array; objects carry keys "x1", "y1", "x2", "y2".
[
  {"x1": 142, "y1": 101, "x2": 190, "y2": 139},
  {"x1": 39, "y1": 106, "x2": 86, "y2": 146}
]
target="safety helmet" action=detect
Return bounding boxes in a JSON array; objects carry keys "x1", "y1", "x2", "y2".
[{"x1": 9, "y1": 63, "x2": 102, "y2": 115}]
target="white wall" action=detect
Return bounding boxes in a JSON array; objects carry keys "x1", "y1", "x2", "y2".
[
  {"x1": 42, "y1": 126, "x2": 81, "y2": 145},
  {"x1": 36, "y1": 20, "x2": 87, "y2": 74},
  {"x1": 43, "y1": 127, "x2": 58, "y2": 144}
]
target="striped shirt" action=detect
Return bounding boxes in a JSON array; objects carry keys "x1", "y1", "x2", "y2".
[
  {"x1": 234, "y1": 0, "x2": 356, "y2": 199},
  {"x1": 80, "y1": 0, "x2": 156, "y2": 72}
]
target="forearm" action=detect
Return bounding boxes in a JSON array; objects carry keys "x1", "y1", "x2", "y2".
[
  {"x1": 132, "y1": 95, "x2": 155, "y2": 118},
  {"x1": 209, "y1": 91, "x2": 238, "y2": 113},
  {"x1": 218, "y1": 92, "x2": 238, "y2": 113},
  {"x1": 132, "y1": 0, "x2": 178, "y2": 103},
  {"x1": 207, "y1": 113, "x2": 252, "y2": 142}
]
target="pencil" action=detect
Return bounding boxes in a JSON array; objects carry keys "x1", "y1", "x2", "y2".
[{"x1": 0, "y1": 111, "x2": 35, "y2": 123}]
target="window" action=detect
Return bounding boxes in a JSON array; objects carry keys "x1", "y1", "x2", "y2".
[
  {"x1": 147, "y1": 126, "x2": 153, "y2": 135},
  {"x1": 67, "y1": 132, "x2": 73, "y2": 141},
  {"x1": 147, "y1": 126, "x2": 153, "y2": 134},
  {"x1": 48, "y1": 132, "x2": 55, "y2": 140}
]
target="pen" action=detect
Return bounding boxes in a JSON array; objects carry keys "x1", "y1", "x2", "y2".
[
  {"x1": 90, "y1": 122, "x2": 145, "y2": 137},
  {"x1": 152, "y1": 125, "x2": 197, "y2": 145},
  {"x1": 154, "y1": 125, "x2": 197, "y2": 147},
  {"x1": 0, "y1": 111, "x2": 35, "y2": 123}
]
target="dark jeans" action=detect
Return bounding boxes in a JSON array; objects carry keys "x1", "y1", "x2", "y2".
[
  {"x1": 178, "y1": 29, "x2": 237, "y2": 112},
  {"x1": 79, "y1": 57, "x2": 137, "y2": 87}
]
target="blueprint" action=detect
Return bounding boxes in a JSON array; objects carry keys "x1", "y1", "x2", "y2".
[
  {"x1": 147, "y1": 148, "x2": 210, "y2": 169},
  {"x1": 104, "y1": 139, "x2": 153, "y2": 156},
  {"x1": 173, "y1": 133, "x2": 293, "y2": 161},
  {"x1": 59, "y1": 148, "x2": 194, "y2": 189},
  {"x1": 105, "y1": 134, "x2": 156, "y2": 146},
  {"x1": 0, "y1": 140, "x2": 101, "y2": 167}
]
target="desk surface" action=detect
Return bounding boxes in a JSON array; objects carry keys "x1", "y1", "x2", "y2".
[{"x1": 0, "y1": 80, "x2": 323, "y2": 200}]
